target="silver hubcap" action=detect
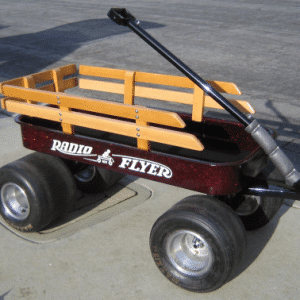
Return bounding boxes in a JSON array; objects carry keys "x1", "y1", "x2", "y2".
[
  {"x1": 165, "y1": 230, "x2": 213, "y2": 276},
  {"x1": 1, "y1": 183, "x2": 30, "y2": 221},
  {"x1": 236, "y1": 195, "x2": 261, "y2": 216},
  {"x1": 74, "y1": 165, "x2": 96, "y2": 183}
]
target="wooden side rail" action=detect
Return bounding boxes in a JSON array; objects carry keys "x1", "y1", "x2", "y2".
[
  {"x1": 79, "y1": 65, "x2": 255, "y2": 122},
  {"x1": 1, "y1": 64, "x2": 78, "y2": 135},
  {"x1": 0, "y1": 64, "x2": 77, "y2": 93},
  {"x1": 1, "y1": 86, "x2": 186, "y2": 129},
  {"x1": 1, "y1": 84, "x2": 204, "y2": 151},
  {"x1": 0, "y1": 64, "x2": 256, "y2": 152},
  {"x1": 2, "y1": 97, "x2": 204, "y2": 151}
]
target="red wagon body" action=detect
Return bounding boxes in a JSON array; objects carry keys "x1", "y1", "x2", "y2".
[{"x1": 17, "y1": 113, "x2": 268, "y2": 196}]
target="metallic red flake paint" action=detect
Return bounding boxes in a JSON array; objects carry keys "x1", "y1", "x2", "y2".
[{"x1": 17, "y1": 116, "x2": 266, "y2": 196}]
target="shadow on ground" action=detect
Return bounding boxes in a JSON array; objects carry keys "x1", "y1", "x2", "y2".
[
  {"x1": 233, "y1": 203, "x2": 291, "y2": 281},
  {"x1": 0, "y1": 19, "x2": 164, "y2": 78},
  {"x1": 0, "y1": 290, "x2": 10, "y2": 300}
]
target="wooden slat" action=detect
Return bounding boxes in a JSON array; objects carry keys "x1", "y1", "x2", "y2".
[
  {"x1": 1, "y1": 85, "x2": 186, "y2": 128},
  {"x1": 79, "y1": 65, "x2": 126, "y2": 80},
  {"x1": 1, "y1": 97, "x2": 27, "y2": 110},
  {"x1": 192, "y1": 85, "x2": 205, "y2": 122},
  {"x1": 39, "y1": 83, "x2": 55, "y2": 92},
  {"x1": 52, "y1": 68, "x2": 74, "y2": 134},
  {"x1": 135, "y1": 71, "x2": 193, "y2": 89},
  {"x1": 31, "y1": 64, "x2": 77, "y2": 84},
  {"x1": 63, "y1": 77, "x2": 78, "y2": 90},
  {"x1": 52, "y1": 68, "x2": 65, "y2": 92},
  {"x1": 140, "y1": 124, "x2": 204, "y2": 151},
  {"x1": 204, "y1": 95, "x2": 256, "y2": 114},
  {"x1": 135, "y1": 86, "x2": 193, "y2": 104},
  {"x1": 0, "y1": 78, "x2": 24, "y2": 91},
  {"x1": 23, "y1": 76, "x2": 35, "y2": 89},
  {"x1": 1, "y1": 97, "x2": 8, "y2": 110},
  {"x1": 136, "y1": 120, "x2": 150, "y2": 151},
  {"x1": 59, "y1": 64, "x2": 77, "y2": 77},
  {"x1": 31, "y1": 70, "x2": 53, "y2": 84},
  {"x1": 135, "y1": 71, "x2": 241, "y2": 95},
  {"x1": 40, "y1": 77, "x2": 77, "y2": 92},
  {"x1": 5, "y1": 100, "x2": 61, "y2": 122},
  {"x1": 207, "y1": 80, "x2": 241, "y2": 95},
  {"x1": 23, "y1": 76, "x2": 35, "y2": 104},
  {"x1": 79, "y1": 79, "x2": 124, "y2": 94},
  {"x1": 60, "y1": 107, "x2": 74, "y2": 134},
  {"x1": 124, "y1": 71, "x2": 136, "y2": 105},
  {"x1": 5, "y1": 101, "x2": 204, "y2": 151}
]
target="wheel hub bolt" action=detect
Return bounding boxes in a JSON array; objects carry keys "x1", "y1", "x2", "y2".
[{"x1": 192, "y1": 237, "x2": 204, "y2": 248}]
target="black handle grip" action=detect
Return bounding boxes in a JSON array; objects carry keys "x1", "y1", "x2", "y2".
[{"x1": 107, "y1": 8, "x2": 136, "y2": 26}]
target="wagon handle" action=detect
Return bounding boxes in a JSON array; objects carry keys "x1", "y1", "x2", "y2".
[
  {"x1": 108, "y1": 8, "x2": 250, "y2": 126},
  {"x1": 107, "y1": 8, "x2": 136, "y2": 26},
  {"x1": 108, "y1": 8, "x2": 300, "y2": 192}
]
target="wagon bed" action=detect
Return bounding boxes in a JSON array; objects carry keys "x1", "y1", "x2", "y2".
[{"x1": 0, "y1": 64, "x2": 262, "y2": 195}]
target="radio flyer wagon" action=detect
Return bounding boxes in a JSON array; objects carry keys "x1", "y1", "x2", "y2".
[{"x1": 0, "y1": 8, "x2": 299, "y2": 293}]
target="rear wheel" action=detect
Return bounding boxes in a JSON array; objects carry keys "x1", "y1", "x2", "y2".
[
  {"x1": 74, "y1": 165, "x2": 104, "y2": 194},
  {"x1": 0, "y1": 153, "x2": 77, "y2": 232},
  {"x1": 66, "y1": 161, "x2": 124, "y2": 194},
  {"x1": 232, "y1": 187, "x2": 284, "y2": 230},
  {"x1": 150, "y1": 195, "x2": 246, "y2": 292}
]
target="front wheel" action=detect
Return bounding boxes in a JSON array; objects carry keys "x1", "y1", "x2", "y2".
[
  {"x1": 0, "y1": 153, "x2": 77, "y2": 232},
  {"x1": 150, "y1": 195, "x2": 247, "y2": 292}
]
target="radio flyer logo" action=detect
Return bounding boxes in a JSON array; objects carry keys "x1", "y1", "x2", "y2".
[
  {"x1": 50, "y1": 139, "x2": 172, "y2": 179},
  {"x1": 85, "y1": 149, "x2": 114, "y2": 166},
  {"x1": 112, "y1": 155, "x2": 173, "y2": 179},
  {"x1": 51, "y1": 139, "x2": 94, "y2": 156}
]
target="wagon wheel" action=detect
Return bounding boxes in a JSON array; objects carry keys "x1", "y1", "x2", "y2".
[
  {"x1": 149, "y1": 195, "x2": 246, "y2": 292},
  {"x1": 73, "y1": 164, "x2": 104, "y2": 194},
  {"x1": 0, "y1": 153, "x2": 77, "y2": 232},
  {"x1": 65, "y1": 161, "x2": 124, "y2": 194},
  {"x1": 230, "y1": 183, "x2": 284, "y2": 230}
]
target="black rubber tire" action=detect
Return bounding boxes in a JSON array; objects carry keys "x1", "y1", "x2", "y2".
[
  {"x1": 150, "y1": 195, "x2": 247, "y2": 293},
  {"x1": 231, "y1": 188, "x2": 284, "y2": 230},
  {"x1": 0, "y1": 153, "x2": 77, "y2": 232}
]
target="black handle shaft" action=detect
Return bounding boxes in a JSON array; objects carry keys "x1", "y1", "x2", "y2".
[
  {"x1": 127, "y1": 20, "x2": 251, "y2": 126},
  {"x1": 108, "y1": 8, "x2": 300, "y2": 191},
  {"x1": 107, "y1": 8, "x2": 300, "y2": 190},
  {"x1": 108, "y1": 8, "x2": 251, "y2": 126}
]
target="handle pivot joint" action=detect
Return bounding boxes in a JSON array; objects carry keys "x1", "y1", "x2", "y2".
[{"x1": 108, "y1": 8, "x2": 136, "y2": 26}]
